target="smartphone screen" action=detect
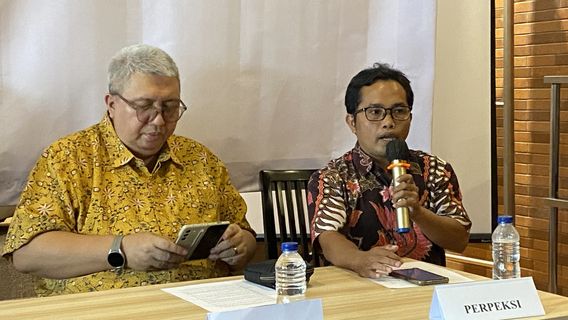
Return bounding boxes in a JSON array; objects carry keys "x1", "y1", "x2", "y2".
[{"x1": 389, "y1": 268, "x2": 449, "y2": 286}]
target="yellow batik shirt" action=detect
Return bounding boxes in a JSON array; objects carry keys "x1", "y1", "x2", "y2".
[{"x1": 2, "y1": 115, "x2": 253, "y2": 296}]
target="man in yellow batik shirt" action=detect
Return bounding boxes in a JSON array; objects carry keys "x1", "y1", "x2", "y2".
[{"x1": 2, "y1": 44, "x2": 257, "y2": 296}]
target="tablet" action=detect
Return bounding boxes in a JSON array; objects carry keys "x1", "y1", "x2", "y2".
[
  {"x1": 389, "y1": 267, "x2": 449, "y2": 286},
  {"x1": 175, "y1": 221, "x2": 230, "y2": 260}
]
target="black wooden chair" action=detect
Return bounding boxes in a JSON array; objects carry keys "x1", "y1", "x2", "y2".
[
  {"x1": 0, "y1": 205, "x2": 16, "y2": 223},
  {"x1": 0, "y1": 205, "x2": 35, "y2": 300},
  {"x1": 259, "y1": 169, "x2": 319, "y2": 265}
]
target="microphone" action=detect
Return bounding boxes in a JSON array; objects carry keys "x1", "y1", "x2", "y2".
[{"x1": 386, "y1": 139, "x2": 411, "y2": 233}]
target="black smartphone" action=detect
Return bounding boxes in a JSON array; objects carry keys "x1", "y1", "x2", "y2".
[
  {"x1": 175, "y1": 221, "x2": 230, "y2": 260},
  {"x1": 389, "y1": 267, "x2": 449, "y2": 286}
]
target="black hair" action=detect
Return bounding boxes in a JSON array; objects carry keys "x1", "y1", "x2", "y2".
[{"x1": 344, "y1": 63, "x2": 414, "y2": 114}]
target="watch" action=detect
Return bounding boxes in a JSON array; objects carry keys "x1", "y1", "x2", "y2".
[{"x1": 107, "y1": 235, "x2": 125, "y2": 272}]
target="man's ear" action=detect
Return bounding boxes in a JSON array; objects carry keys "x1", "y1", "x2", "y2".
[
  {"x1": 105, "y1": 94, "x2": 116, "y2": 118},
  {"x1": 345, "y1": 114, "x2": 357, "y2": 134}
]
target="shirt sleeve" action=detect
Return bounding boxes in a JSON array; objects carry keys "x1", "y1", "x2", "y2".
[
  {"x1": 307, "y1": 169, "x2": 349, "y2": 244},
  {"x1": 213, "y1": 157, "x2": 256, "y2": 237},
  {"x1": 426, "y1": 158, "x2": 472, "y2": 231},
  {"x1": 2, "y1": 144, "x2": 77, "y2": 257}
]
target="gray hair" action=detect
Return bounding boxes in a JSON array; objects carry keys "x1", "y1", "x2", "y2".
[{"x1": 108, "y1": 44, "x2": 179, "y2": 93}]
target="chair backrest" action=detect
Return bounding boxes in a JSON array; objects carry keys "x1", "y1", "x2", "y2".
[
  {"x1": 260, "y1": 169, "x2": 318, "y2": 265},
  {"x1": 1, "y1": 208, "x2": 36, "y2": 300},
  {"x1": 0, "y1": 205, "x2": 16, "y2": 222}
]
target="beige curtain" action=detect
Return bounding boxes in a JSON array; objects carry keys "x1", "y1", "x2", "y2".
[{"x1": 0, "y1": 0, "x2": 436, "y2": 204}]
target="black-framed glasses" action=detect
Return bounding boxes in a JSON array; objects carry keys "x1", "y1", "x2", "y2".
[
  {"x1": 353, "y1": 104, "x2": 412, "y2": 121},
  {"x1": 112, "y1": 93, "x2": 188, "y2": 123}
]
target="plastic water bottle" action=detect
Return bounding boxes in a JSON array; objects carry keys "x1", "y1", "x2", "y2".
[
  {"x1": 275, "y1": 242, "x2": 307, "y2": 303},
  {"x1": 492, "y1": 215, "x2": 521, "y2": 279}
]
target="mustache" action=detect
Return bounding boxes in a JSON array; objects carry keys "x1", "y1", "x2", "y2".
[{"x1": 141, "y1": 125, "x2": 165, "y2": 135}]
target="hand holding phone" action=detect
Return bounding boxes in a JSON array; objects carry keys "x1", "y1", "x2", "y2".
[
  {"x1": 175, "y1": 222, "x2": 230, "y2": 260},
  {"x1": 389, "y1": 267, "x2": 449, "y2": 286}
]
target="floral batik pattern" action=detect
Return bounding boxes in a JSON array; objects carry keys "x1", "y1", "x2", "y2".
[
  {"x1": 3, "y1": 115, "x2": 253, "y2": 296},
  {"x1": 307, "y1": 144, "x2": 471, "y2": 265}
]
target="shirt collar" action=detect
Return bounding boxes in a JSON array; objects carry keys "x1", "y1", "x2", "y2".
[
  {"x1": 159, "y1": 138, "x2": 184, "y2": 166},
  {"x1": 99, "y1": 114, "x2": 183, "y2": 168},
  {"x1": 352, "y1": 143, "x2": 375, "y2": 175},
  {"x1": 352, "y1": 143, "x2": 421, "y2": 176}
]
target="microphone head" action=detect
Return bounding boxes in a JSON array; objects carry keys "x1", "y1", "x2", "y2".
[{"x1": 386, "y1": 139, "x2": 410, "y2": 162}]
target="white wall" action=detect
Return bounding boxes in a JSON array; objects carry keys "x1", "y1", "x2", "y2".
[
  {"x1": 241, "y1": 192, "x2": 264, "y2": 235},
  {"x1": 432, "y1": 1, "x2": 492, "y2": 236}
]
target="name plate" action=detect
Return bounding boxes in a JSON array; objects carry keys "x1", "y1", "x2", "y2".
[
  {"x1": 429, "y1": 277, "x2": 544, "y2": 320},
  {"x1": 206, "y1": 299, "x2": 323, "y2": 320}
]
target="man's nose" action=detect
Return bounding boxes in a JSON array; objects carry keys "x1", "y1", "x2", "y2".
[
  {"x1": 150, "y1": 107, "x2": 167, "y2": 125},
  {"x1": 381, "y1": 112, "x2": 396, "y2": 128}
]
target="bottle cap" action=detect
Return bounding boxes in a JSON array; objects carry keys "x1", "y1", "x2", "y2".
[
  {"x1": 281, "y1": 242, "x2": 298, "y2": 252},
  {"x1": 497, "y1": 215, "x2": 513, "y2": 224}
]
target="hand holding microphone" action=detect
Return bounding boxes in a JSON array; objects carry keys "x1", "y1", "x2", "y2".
[{"x1": 386, "y1": 139, "x2": 412, "y2": 234}]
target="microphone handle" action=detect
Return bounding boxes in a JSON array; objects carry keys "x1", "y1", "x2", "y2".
[{"x1": 390, "y1": 160, "x2": 411, "y2": 233}]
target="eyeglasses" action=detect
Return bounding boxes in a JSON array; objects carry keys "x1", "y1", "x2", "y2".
[
  {"x1": 112, "y1": 93, "x2": 188, "y2": 123},
  {"x1": 353, "y1": 104, "x2": 412, "y2": 121}
]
